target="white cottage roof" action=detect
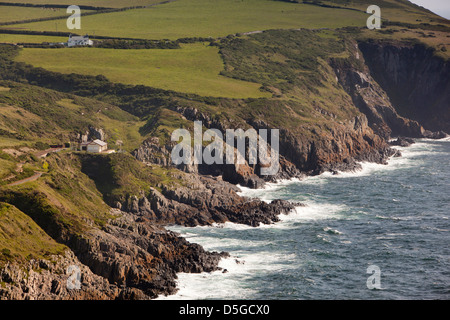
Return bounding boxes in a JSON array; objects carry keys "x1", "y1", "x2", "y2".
[
  {"x1": 69, "y1": 35, "x2": 89, "y2": 40},
  {"x1": 90, "y1": 139, "x2": 107, "y2": 147}
]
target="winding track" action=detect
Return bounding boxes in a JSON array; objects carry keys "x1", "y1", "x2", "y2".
[{"x1": 6, "y1": 171, "x2": 42, "y2": 186}]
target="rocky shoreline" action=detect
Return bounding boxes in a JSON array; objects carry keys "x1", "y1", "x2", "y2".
[
  {"x1": 0, "y1": 194, "x2": 301, "y2": 299},
  {"x1": 0, "y1": 208, "x2": 229, "y2": 300},
  {"x1": 2, "y1": 131, "x2": 447, "y2": 300},
  {"x1": 1, "y1": 35, "x2": 448, "y2": 300},
  {"x1": 0, "y1": 155, "x2": 305, "y2": 300}
]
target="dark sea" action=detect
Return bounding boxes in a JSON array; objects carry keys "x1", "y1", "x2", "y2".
[{"x1": 159, "y1": 138, "x2": 450, "y2": 300}]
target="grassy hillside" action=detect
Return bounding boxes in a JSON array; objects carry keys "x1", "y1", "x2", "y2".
[
  {"x1": 8, "y1": 0, "x2": 367, "y2": 39},
  {"x1": 78, "y1": 152, "x2": 185, "y2": 204},
  {"x1": 0, "y1": 80, "x2": 147, "y2": 150},
  {"x1": 1, "y1": 0, "x2": 164, "y2": 8},
  {"x1": 0, "y1": 6, "x2": 68, "y2": 24},
  {"x1": 15, "y1": 44, "x2": 270, "y2": 98},
  {"x1": 0, "y1": 150, "x2": 185, "y2": 244},
  {"x1": 0, "y1": 152, "x2": 116, "y2": 239},
  {"x1": 0, "y1": 202, "x2": 67, "y2": 264}
]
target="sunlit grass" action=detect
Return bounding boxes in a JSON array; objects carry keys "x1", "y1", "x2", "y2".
[
  {"x1": 0, "y1": 33, "x2": 66, "y2": 44},
  {"x1": 9, "y1": 0, "x2": 367, "y2": 39},
  {"x1": 0, "y1": 6, "x2": 67, "y2": 23},
  {"x1": 2, "y1": 0, "x2": 163, "y2": 8},
  {"x1": 16, "y1": 43, "x2": 271, "y2": 98}
]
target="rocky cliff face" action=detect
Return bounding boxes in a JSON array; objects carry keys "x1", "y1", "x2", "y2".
[
  {"x1": 135, "y1": 105, "x2": 395, "y2": 180},
  {"x1": 0, "y1": 207, "x2": 228, "y2": 300},
  {"x1": 330, "y1": 40, "x2": 448, "y2": 140},
  {"x1": 275, "y1": 114, "x2": 396, "y2": 175},
  {"x1": 358, "y1": 40, "x2": 450, "y2": 135},
  {"x1": 0, "y1": 250, "x2": 121, "y2": 300},
  {"x1": 67, "y1": 210, "x2": 227, "y2": 299},
  {"x1": 76, "y1": 126, "x2": 107, "y2": 143}
]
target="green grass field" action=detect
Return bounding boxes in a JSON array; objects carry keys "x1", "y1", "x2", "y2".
[
  {"x1": 15, "y1": 43, "x2": 271, "y2": 98},
  {"x1": 9, "y1": 0, "x2": 368, "y2": 40},
  {"x1": 0, "y1": 33, "x2": 66, "y2": 44},
  {"x1": 0, "y1": 6, "x2": 68, "y2": 23},
  {"x1": 0, "y1": 0, "x2": 163, "y2": 9}
]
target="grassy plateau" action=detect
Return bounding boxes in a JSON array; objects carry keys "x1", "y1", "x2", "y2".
[{"x1": 15, "y1": 43, "x2": 271, "y2": 98}]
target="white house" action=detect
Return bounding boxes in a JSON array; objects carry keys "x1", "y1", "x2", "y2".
[
  {"x1": 86, "y1": 140, "x2": 108, "y2": 153},
  {"x1": 67, "y1": 35, "x2": 93, "y2": 47}
]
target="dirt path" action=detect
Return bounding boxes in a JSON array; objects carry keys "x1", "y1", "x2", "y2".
[
  {"x1": 34, "y1": 147, "x2": 64, "y2": 158},
  {"x1": 6, "y1": 172, "x2": 43, "y2": 187},
  {"x1": 2, "y1": 147, "x2": 63, "y2": 186}
]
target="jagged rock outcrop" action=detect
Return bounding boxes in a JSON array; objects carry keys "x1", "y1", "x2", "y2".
[
  {"x1": 133, "y1": 137, "x2": 172, "y2": 167},
  {"x1": 119, "y1": 171, "x2": 303, "y2": 227},
  {"x1": 389, "y1": 136, "x2": 415, "y2": 147},
  {"x1": 0, "y1": 208, "x2": 228, "y2": 300},
  {"x1": 76, "y1": 126, "x2": 107, "y2": 143},
  {"x1": 67, "y1": 210, "x2": 227, "y2": 298},
  {"x1": 133, "y1": 127, "x2": 270, "y2": 188},
  {"x1": 0, "y1": 250, "x2": 125, "y2": 300}
]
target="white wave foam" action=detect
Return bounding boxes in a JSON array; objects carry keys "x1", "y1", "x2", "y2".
[
  {"x1": 156, "y1": 267, "x2": 256, "y2": 300},
  {"x1": 311, "y1": 139, "x2": 446, "y2": 181},
  {"x1": 167, "y1": 199, "x2": 348, "y2": 245},
  {"x1": 236, "y1": 186, "x2": 274, "y2": 202},
  {"x1": 156, "y1": 251, "x2": 298, "y2": 300},
  {"x1": 323, "y1": 226, "x2": 343, "y2": 235},
  {"x1": 419, "y1": 136, "x2": 450, "y2": 142},
  {"x1": 240, "y1": 139, "x2": 446, "y2": 193},
  {"x1": 278, "y1": 202, "x2": 347, "y2": 224},
  {"x1": 236, "y1": 178, "x2": 302, "y2": 200}
]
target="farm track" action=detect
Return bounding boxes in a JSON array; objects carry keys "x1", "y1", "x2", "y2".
[{"x1": 6, "y1": 171, "x2": 42, "y2": 186}]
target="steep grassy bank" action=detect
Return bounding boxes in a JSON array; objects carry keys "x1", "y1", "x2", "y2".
[
  {"x1": 0, "y1": 154, "x2": 113, "y2": 241},
  {"x1": 0, "y1": 202, "x2": 66, "y2": 264},
  {"x1": 77, "y1": 152, "x2": 185, "y2": 206}
]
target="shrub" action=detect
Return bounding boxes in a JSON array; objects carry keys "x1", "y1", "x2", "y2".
[{"x1": 33, "y1": 141, "x2": 49, "y2": 150}]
